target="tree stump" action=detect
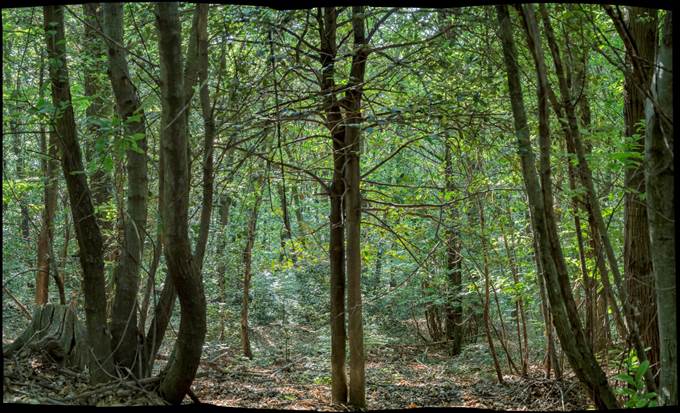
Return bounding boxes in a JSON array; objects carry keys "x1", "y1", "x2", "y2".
[{"x1": 3, "y1": 303, "x2": 88, "y2": 370}]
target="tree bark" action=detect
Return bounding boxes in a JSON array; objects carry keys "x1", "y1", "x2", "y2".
[
  {"x1": 43, "y1": 4, "x2": 113, "y2": 384},
  {"x1": 155, "y1": 3, "x2": 207, "y2": 403},
  {"x1": 644, "y1": 11, "x2": 675, "y2": 406}
]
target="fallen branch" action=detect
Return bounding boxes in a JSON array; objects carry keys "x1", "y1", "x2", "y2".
[{"x1": 3, "y1": 285, "x2": 32, "y2": 320}]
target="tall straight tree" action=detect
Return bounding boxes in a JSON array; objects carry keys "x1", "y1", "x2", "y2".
[
  {"x1": 155, "y1": 2, "x2": 207, "y2": 403},
  {"x1": 644, "y1": 10, "x2": 675, "y2": 406},
  {"x1": 317, "y1": 6, "x2": 348, "y2": 404},
  {"x1": 344, "y1": 6, "x2": 369, "y2": 409},
  {"x1": 43, "y1": 4, "x2": 113, "y2": 384},
  {"x1": 103, "y1": 2, "x2": 149, "y2": 374}
]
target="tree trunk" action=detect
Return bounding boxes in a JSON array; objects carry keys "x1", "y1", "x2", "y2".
[
  {"x1": 215, "y1": 193, "x2": 233, "y2": 342},
  {"x1": 443, "y1": 144, "x2": 464, "y2": 356},
  {"x1": 155, "y1": 3, "x2": 207, "y2": 403},
  {"x1": 621, "y1": 6, "x2": 660, "y2": 379},
  {"x1": 539, "y1": 4, "x2": 656, "y2": 393},
  {"x1": 497, "y1": 5, "x2": 618, "y2": 408},
  {"x1": 318, "y1": 6, "x2": 347, "y2": 404},
  {"x1": 345, "y1": 7, "x2": 368, "y2": 409},
  {"x1": 477, "y1": 195, "x2": 504, "y2": 384},
  {"x1": 141, "y1": 4, "x2": 210, "y2": 378},
  {"x1": 44, "y1": 4, "x2": 113, "y2": 384},
  {"x1": 103, "y1": 2, "x2": 149, "y2": 374},
  {"x1": 644, "y1": 11, "x2": 675, "y2": 406},
  {"x1": 36, "y1": 57, "x2": 59, "y2": 306},
  {"x1": 499, "y1": 213, "x2": 529, "y2": 376},
  {"x1": 193, "y1": 3, "x2": 214, "y2": 271},
  {"x1": 241, "y1": 175, "x2": 264, "y2": 359}
]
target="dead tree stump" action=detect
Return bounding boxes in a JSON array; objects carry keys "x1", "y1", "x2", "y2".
[{"x1": 3, "y1": 303, "x2": 88, "y2": 370}]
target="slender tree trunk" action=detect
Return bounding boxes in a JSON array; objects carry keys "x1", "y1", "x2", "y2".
[
  {"x1": 540, "y1": 4, "x2": 657, "y2": 393},
  {"x1": 644, "y1": 11, "x2": 675, "y2": 406},
  {"x1": 215, "y1": 193, "x2": 232, "y2": 342},
  {"x1": 36, "y1": 57, "x2": 59, "y2": 306},
  {"x1": 318, "y1": 7, "x2": 347, "y2": 404},
  {"x1": 193, "y1": 3, "x2": 214, "y2": 271},
  {"x1": 499, "y1": 215, "x2": 529, "y2": 376},
  {"x1": 443, "y1": 144, "x2": 464, "y2": 356},
  {"x1": 103, "y1": 2, "x2": 149, "y2": 373},
  {"x1": 497, "y1": 5, "x2": 618, "y2": 408},
  {"x1": 345, "y1": 7, "x2": 368, "y2": 408},
  {"x1": 44, "y1": 4, "x2": 113, "y2": 384},
  {"x1": 477, "y1": 195, "x2": 504, "y2": 383},
  {"x1": 141, "y1": 4, "x2": 210, "y2": 378},
  {"x1": 241, "y1": 176, "x2": 264, "y2": 359},
  {"x1": 155, "y1": 3, "x2": 207, "y2": 403}
]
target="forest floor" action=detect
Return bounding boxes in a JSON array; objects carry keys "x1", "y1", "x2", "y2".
[{"x1": 3, "y1": 323, "x2": 591, "y2": 410}]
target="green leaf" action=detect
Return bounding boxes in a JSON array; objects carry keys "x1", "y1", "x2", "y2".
[
  {"x1": 103, "y1": 156, "x2": 114, "y2": 173},
  {"x1": 613, "y1": 373, "x2": 635, "y2": 386},
  {"x1": 636, "y1": 398, "x2": 649, "y2": 408},
  {"x1": 636, "y1": 360, "x2": 650, "y2": 382},
  {"x1": 129, "y1": 132, "x2": 145, "y2": 142}
]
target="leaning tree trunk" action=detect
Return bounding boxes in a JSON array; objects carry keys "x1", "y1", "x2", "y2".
[
  {"x1": 155, "y1": 3, "x2": 207, "y2": 404},
  {"x1": 103, "y1": 2, "x2": 149, "y2": 374},
  {"x1": 539, "y1": 4, "x2": 656, "y2": 393},
  {"x1": 644, "y1": 11, "x2": 675, "y2": 407},
  {"x1": 497, "y1": 5, "x2": 618, "y2": 408},
  {"x1": 43, "y1": 4, "x2": 114, "y2": 385}
]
